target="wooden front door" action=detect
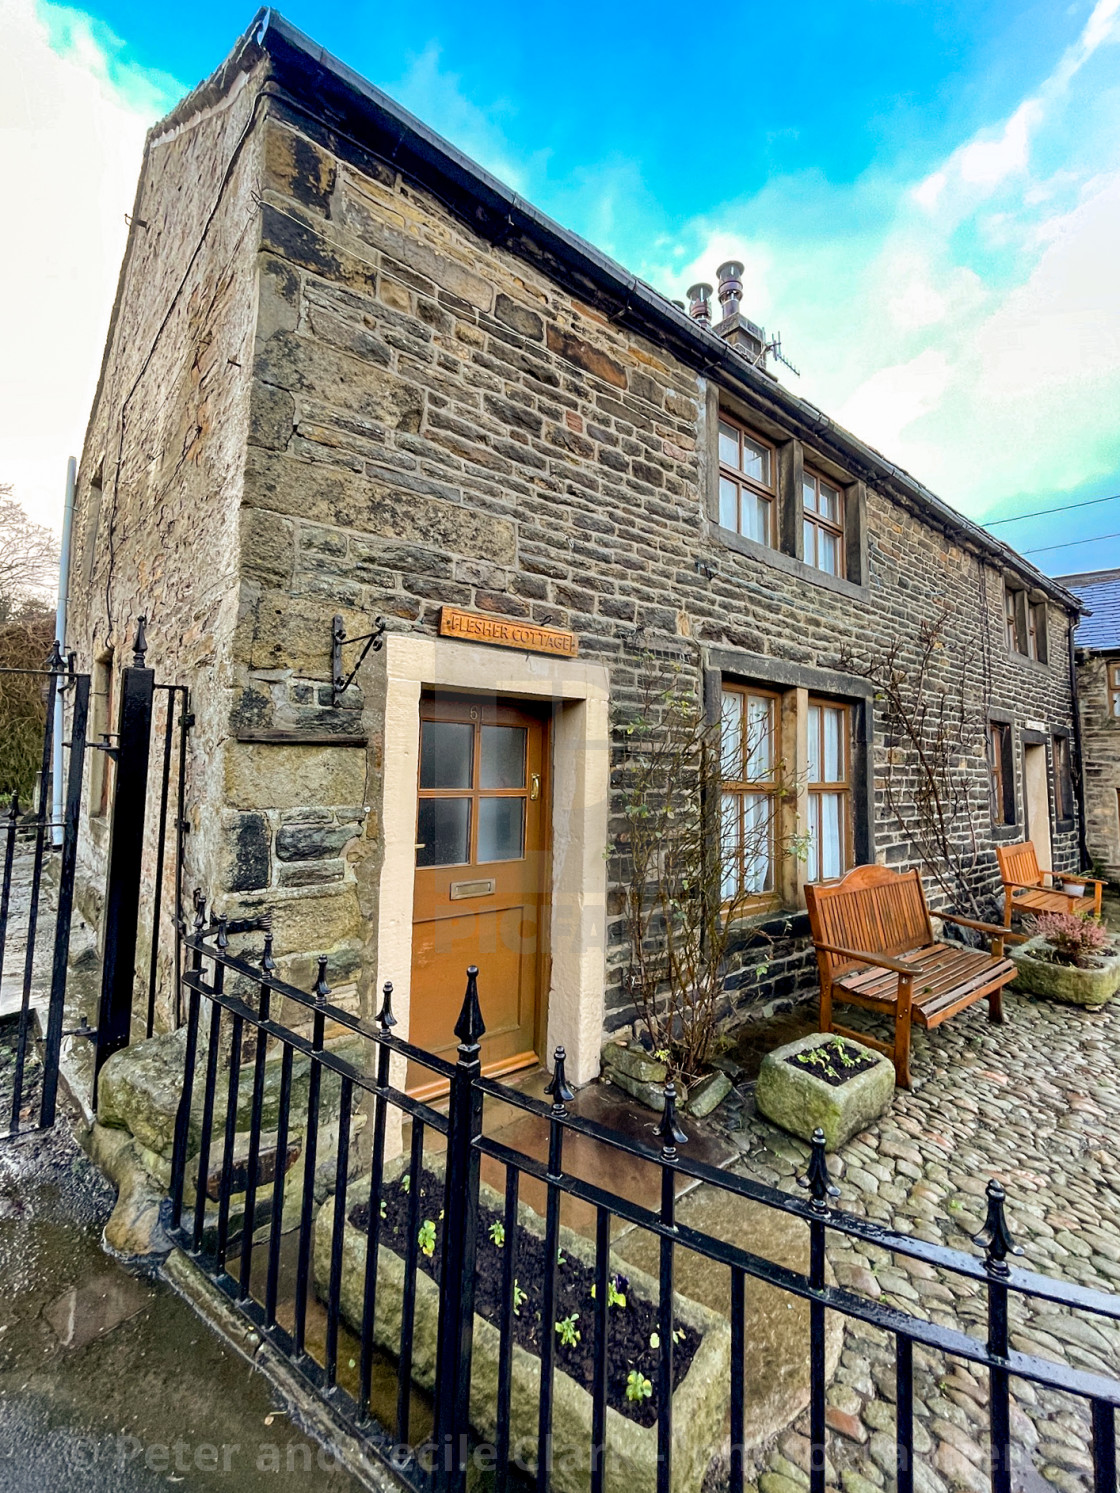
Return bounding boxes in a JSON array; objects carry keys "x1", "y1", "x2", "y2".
[{"x1": 409, "y1": 693, "x2": 548, "y2": 1092}]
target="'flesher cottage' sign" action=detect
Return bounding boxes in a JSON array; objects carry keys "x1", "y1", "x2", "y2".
[{"x1": 438, "y1": 606, "x2": 579, "y2": 658}]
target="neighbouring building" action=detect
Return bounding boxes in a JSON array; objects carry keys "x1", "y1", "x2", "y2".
[
  {"x1": 66, "y1": 13, "x2": 1086, "y2": 1088},
  {"x1": 1056, "y1": 568, "x2": 1120, "y2": 884}
]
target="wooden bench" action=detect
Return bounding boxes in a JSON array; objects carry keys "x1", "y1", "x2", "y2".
[
  {"x1": 805, "y1": 864, "x2": 1019, "y2": 1088},
  {"x1": 995, "y1": 840, "x2": 1103, "y2": 928}
]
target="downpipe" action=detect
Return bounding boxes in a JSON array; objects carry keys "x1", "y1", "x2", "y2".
[{"x1": 51, "y1": 455, "x2": 76, "y2": 848}]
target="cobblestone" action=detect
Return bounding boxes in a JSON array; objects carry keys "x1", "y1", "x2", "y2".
[{"x1": 706, "y1": 985, "x2": 1120, "y2": 1490}]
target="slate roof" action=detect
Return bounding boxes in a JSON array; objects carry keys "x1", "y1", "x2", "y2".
[{"x1": 1055, "y1": 570, "x2": 1120, "y2": 650}]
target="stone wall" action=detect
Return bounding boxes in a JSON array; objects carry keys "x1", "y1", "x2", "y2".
[
  {"x1": 1076, "y1": 651, "x2": 1120, "y2": 883},
  {"x1": 65, "y1": 52, "x2": 271, "y2": 1026}
]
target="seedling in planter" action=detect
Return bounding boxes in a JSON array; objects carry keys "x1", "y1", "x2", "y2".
[
  {"x1": 649, "y1": 1331, "x2": 659, "y2": 1349},
  {"x1": 557, "y1": 1249, "x2": 567, "y2": 1267},
  {"x1": 626, "y1": 1372, "x2": 653, "y2": 1403},
  {"x1": 513, "y1": 1280, "x2": 527, "y2": 1316},
  {"x1": 555, "y1": 1313, "x2": 581, "y2": 1348},
  {"x1": 401, "y1": 1173, "x2": 410, "y2": 1193},
  {"x1": 590, "y1": 1274, "x2": 627, "y2": 1309},
  {"x1": 489, "y1": 1220, "x2": 506, "y2": 1247},
  {"x1": 418, "y1": 1219, "x2": 436, "y2": 1257},
  {"x1": 379, "y1": 1199, "x2": 387, "y2": 1219}
]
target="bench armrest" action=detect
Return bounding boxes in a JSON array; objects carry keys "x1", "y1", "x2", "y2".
[
  {"x1": 1003, "y1": 879, "x2": 1047, "y2": 892},
  {"x1": 938, "y1": 912, "x2": 1026, "y2": 945},
  {"x1": 1056, "y1": 875, "x2": 1106, "y2": 890},
  {"x1": 940, "y1": 911, "x2": 1010, "y2": 936},
  {"x1": 811, "y1": 941, "x2": 919, "y2": 976}
]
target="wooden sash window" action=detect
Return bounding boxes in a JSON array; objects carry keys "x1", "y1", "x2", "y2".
[
  {"x1": 1109, "y1": 662, "x2": 1120, "y2": 718},
  {"x1": 807, "y1": 699, "x2": 852, "y2": 881},
  {"x1": 718, "y1": 415, "x2": 775, "y2": 547},
  {"x1": 720, "y1": 686, "x2": 779, "y2": 903},
  {"x1": 802, "y1": 470, "x2": 845, "y2": 577}
]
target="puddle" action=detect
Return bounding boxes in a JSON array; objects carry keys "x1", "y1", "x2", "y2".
[{"x1": 44, "y1": 1272, "x2": 151, "y2": 1351}]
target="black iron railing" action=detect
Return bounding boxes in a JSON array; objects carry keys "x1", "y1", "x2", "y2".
[{"x1": 168, "y1": 919, "x2": 1120, "y2": 1493}]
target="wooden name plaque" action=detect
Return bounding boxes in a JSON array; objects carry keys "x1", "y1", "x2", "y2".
[{"x1": 438, "y1": 607, "x2": 579, "y2": 658}]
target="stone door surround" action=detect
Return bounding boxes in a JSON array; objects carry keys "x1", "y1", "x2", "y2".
[{"x1": 376, "y1": 632, "x2": 610, "y2": 1086}]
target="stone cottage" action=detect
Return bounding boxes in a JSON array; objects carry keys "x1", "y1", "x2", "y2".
[
  {"x1": 66, "y1": 13, "x2": 1086, "y2": 1088},
  {"x1": 1056, "y1": 568, "x2": 1120, "y2": 884}
]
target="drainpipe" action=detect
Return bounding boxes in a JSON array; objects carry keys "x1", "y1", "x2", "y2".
[
  {"x1": 51, "y1": 456, "x2": 76, "y2": 849},
  {"x1": 1067, "y1": 616, "x2": 1090, "y2": 873}
]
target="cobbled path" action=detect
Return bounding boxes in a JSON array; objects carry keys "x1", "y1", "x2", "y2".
[{"x1": 709, "y1": 987, "x2": 1120, "y2": 1493}]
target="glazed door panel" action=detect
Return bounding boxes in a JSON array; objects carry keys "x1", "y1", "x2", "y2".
[{"x1": 409, "y1": 694, "x2": 547, "y2": 1092}]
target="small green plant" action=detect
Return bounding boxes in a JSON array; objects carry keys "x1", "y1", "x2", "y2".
[
  {"x1": 555, "y1": 1313, "x2": 581, "y2": 1348},
  {"x1": 591, "y1": 1273, "x2": 627, "y2": 1310},
  {"x1": 379, "y1": 1199, "x2": 387, "y2": 1219},
  {"x1": 513, "y1": 1280, "x2": 527, "y2": 1316},
  {"x1": 557, "y1": 1249, "x2": 567, "y2": 1268},
  {"x1": 401, "y1": 1173, "x2": 411, "y2": 1194},
  {"x1": 626, "y1": 1371, "x2": 653, "y2": 1404},
  {"x1": 489, "y1": 1220, "x2": 506, "y2": 1247},
  {"x1": 418, "y1": 1219, "x2": 436, "y2": 1257}
]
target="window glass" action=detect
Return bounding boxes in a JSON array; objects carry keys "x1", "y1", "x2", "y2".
[
  {"x1": 819, "y1": 479, "x2": 840, "y2": 523},
  {"x1": 721, "y1": 794, "x2": 739, "y2": 900},
  {"x1": 718, "y1": 421, "x2": 739, "y2": 468},
  {"x1": 480, "y1": 726, "x2": 526, "y2": 789},
  {"x1": 477, "y1": 797, "x2": 525, "y2": 862},
  {"x1": 741, "y1": 434, "x2": 771, "y2": 486},
  {"x1": 818, "y1": 529, "x2": 839, "y2": 576},
  {"x1": 746, "y1": 694, "x2": 773, "y2": 778},
  {"x1": 721, "y1": 692, "x2": 742, "y2": 778},
  {"x1": 745, "y1": 492, "x2": 769, "y2": 544},
  {"x1": 822, "y1": 706, "x2": 843, "y2": 781},
  {"x1": 719, "y1": 475, "x2": 739, "y2": 532},
  {"x1": 807, "y1": 705, "x2": 821, "y2": 783},
  {"x1": 419, "y1": 721, "x2": 473, "y2": 790},
  {"x1": 818, "y1": 794, "x2": 843, "y2": 879},
  {"x1": 742, "y1": 793, "x2": 773, "y2": 893},
  {"x1": 416, "y1": 798, "x2": 471, "y2": 867}
]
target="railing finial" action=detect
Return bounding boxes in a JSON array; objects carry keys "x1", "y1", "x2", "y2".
[
  {"x1": 974, "y1": 1179, "x2": 1023, "y2": 1277},
  {"x1": 545, "y1": 1046, "x2": 574, "y2": 1112},
  {"x1": 132, "y1": 616, "x2": 148, "y2": 667},
  {"x1": 377, "y1": 980, "x2": 397, "y2": 1030},
  {"x1": 6, "y1": 791, "x2": 18, "y2": 823},
  {"x1": 314, "y1": 954, "x2": 330, "y2": 1002},
  {"x1": 215, "y1": 916, "x2": 228, "y2": 952},
  {"x1": 657, "y1": 1080, "x2": 688, "y2": 1156},
  {"x1": 260, "y1": 931, "x2": 276, "y2": 975},
  {"x1": 798, "y1": 1128, "x2": 840, "y2": 1213},
  {"x1": 453, "y1": 965, "x2": 485, "y2": 1051}
]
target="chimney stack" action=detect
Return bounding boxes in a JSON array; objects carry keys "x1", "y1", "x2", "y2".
[
  {"x1": 686, "y1": 283, "x2": 713, "y2": 326},
  {"x1": 716, "y1": 261, "x2": 744, "y2": 320}
]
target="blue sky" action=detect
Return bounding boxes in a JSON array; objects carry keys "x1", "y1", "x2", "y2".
[{"x1": 3, "y1": 0, "x2": 1120, "y2": 575}]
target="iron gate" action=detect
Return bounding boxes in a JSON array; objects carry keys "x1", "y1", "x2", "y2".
[
  {"x1": 0, "y1": 620, "x2": 192, "y2": 1134},
  {"x1": 0, "y1": 644, "x2": 89, "y2": 1133}
]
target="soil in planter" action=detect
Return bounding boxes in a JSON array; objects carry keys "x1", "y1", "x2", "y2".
[
  {"x1": 350, "y1": 1169, "x2": 701, "y2": 1430},
  {"x1": 785, "y1": 1038, "x2": 877, "y2": 1088}
]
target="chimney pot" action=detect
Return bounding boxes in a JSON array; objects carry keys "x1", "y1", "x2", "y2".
[
  {"x1": 716, "y1": 260, "x2": 744, "y2": 320},
  {"x1": 687, "y1": 283, "x2": 713, "y2": 325}
]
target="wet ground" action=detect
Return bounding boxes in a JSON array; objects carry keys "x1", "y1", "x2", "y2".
[{"x1": 0, "y1": 1026, "x2": 365, "y2": 1492}]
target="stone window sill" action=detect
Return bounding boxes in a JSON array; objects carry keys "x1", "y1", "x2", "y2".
[{"x1": 708, "y1": 522, "x2": 869, "y2": 602}]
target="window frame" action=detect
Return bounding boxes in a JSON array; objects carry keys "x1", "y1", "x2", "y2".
[
  {"x1": 1108, "y1": 662, "x2": 1120, "y2": 719},
  {"x1": 1052, "y1": 733, "x2": 1073, "y2": 825},
  {"x1": 716, "y1": 412, "x2": 777, "y2": 549},
  {"x1": 719, "y1": 684, "x2": 782, "y2": 911},
  {"x1": 806, "y1": 697, "x2": 853, "y2": 882},
  {"x1": 988, "y1": 720, "x2": 1016, "y2": 827},
  {"x1": 802, "y1": 468, "x2": 846, "y2": 579},
  {"x1": 1004, "y1": 584, "x2": 1048, "y2": 663}
]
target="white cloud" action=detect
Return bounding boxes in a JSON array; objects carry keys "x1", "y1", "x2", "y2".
[
  {"x1": 646, "y1": 2, "x2": 1120, "y2": 526},
  {"x1": 0, "y1": 0, "x2": 179, "y2": 532}
]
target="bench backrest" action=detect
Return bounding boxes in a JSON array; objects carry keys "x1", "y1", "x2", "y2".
[
  {"x1": 995, "y1": 840, "x2": 1042, "y2": 889},
  {"x1": 805, "y1": 864, "x2": 934, "y2": 978}
]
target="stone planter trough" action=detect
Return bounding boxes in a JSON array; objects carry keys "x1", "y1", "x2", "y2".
[
  {"x1": 755, "y1": 1033, "x2": 895, "y2": 1151},
  {"x1": 314, "y1": 1155, "x2": 731, "y2": 1493},
  {"x1": 1009, "y1": 935, "x2": 1120, "y2": 1007}
]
